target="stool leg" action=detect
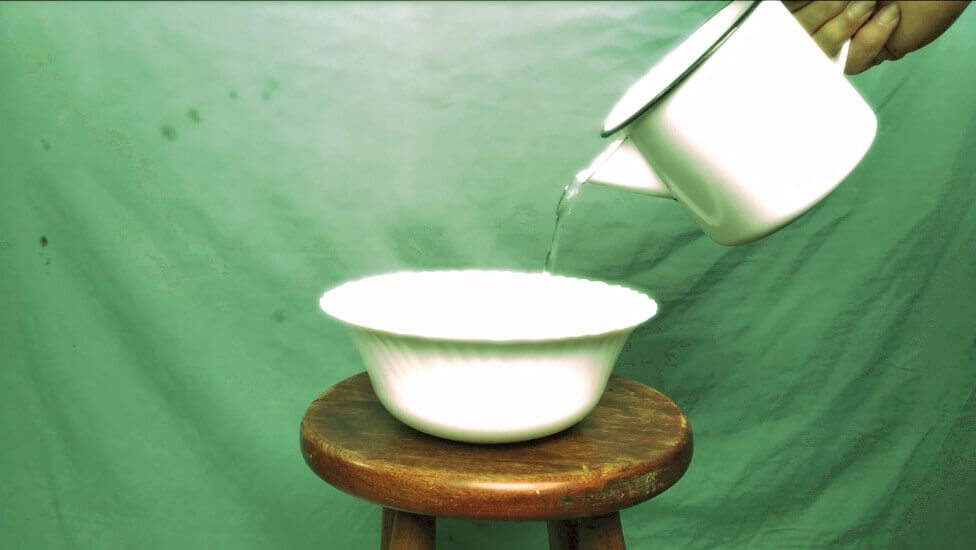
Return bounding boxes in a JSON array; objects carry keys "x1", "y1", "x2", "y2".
[
  {"x1": 578, "y1": 512, "x2": 625, "y2": 550},
  {"x1": 381, "y1": 507, "x2": 396, "y2": 549},
  {"x1": 389, "y1": 510, "x2": 436, "y2": 550},
  {"x1": 547, "y1": 519, "x2": 579, "y2": 550}
]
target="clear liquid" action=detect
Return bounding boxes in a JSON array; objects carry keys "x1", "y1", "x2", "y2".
[{"x1": 543, "y1": 174, "x2": 586, "y2": 274}]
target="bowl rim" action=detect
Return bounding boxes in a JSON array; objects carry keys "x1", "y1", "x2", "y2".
[{"x1": 318, "y1": 269, "x2": 659, "y2": 343}]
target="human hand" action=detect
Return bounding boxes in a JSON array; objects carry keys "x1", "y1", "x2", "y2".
[
  {"x1": 783, "y1": 1, "x2": 971, "y2": 74},
  {"x1": 872, "y1": 1, "x2": 970, "y2": 62},
  {"x1": 782, "y1": 1, "x2": 900, "y2": 74}
]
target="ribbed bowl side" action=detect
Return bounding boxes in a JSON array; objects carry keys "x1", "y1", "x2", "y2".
[{"x1": 347, "y1": 328, "x2": 632, "y2": 443}]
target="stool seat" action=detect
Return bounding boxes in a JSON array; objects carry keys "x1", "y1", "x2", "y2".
[{"x1": 301, "y1": 372, "x2": 692, "y2": 522}]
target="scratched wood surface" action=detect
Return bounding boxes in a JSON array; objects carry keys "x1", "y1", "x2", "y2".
[{"x1": 300, "y1": 372, "x2": 693, "y2": 521}]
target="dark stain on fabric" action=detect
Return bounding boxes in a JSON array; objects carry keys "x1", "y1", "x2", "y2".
[
  {"x1": 39, "y1": 235, "x2": 48, "y2": 247},
  {"x1": 187, "y1": 108, "x2": 201, "y2": 123},
  {"x1": 229, "y1": 89, "x2": 238, "y2": 100},
  {"x1": 273, "y1": 310, "x2": 287, "y2": 323},
  {"x1": 261, "y1": 79, "x2": 279, "y2": 101},
  {"x1": 161, "y1": 125, "x2": 177, "y2": 141},
  {"x1": 40, "y1": 139, "x2": 51, "y2": 151}
]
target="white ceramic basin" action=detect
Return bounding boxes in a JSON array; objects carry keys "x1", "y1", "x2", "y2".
[{"x1": 319, "y1": 270, "x2": 658, "y2": 443}]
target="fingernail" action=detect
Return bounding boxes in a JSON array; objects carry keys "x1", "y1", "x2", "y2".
[
  {"x1": 879, "y1": 3, "x2": 900, "y2": 24},
  {"x1": 848, "y1": 0, "x2": 876, "y2": 18}
]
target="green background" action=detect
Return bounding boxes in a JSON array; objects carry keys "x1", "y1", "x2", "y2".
[{"x1": 2, "y1": 1, "x2": 974, "y2": 548}]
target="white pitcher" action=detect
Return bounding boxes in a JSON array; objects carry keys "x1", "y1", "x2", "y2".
[{"x1": 582, "y1": 0, "x2": 877, "y2": 245}]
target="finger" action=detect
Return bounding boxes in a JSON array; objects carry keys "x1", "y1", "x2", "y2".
[
  {"x1": 811, "y1": 0, "x2": 877, "y2": 57},
  {"x1": 792, "y1": 1, "x2": 849, "y2": 34},
  {"x1": 782, "y1": 1, "x2": 814, "y2": 12},
  {"x1": 882, "y1": 1, "x2": 971, "y2": 60},
  {"x1": 845, "y1": 2, "x2": 901, "y2": 74},
  {"x1": 871, "y1": 42, "x2": 900, "y2": 67},
  {"x1": 873, "y1": 44, "x2": 894, "y2": 64}
]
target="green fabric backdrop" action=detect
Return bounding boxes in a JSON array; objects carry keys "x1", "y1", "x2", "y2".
[{"x1": 2, "y1": 1, "x2": 974, "y2": 548}]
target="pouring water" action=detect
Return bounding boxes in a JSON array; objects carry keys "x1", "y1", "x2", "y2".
[{"x1": 543, "y1": 174, "x2": 587, "y2": 274}]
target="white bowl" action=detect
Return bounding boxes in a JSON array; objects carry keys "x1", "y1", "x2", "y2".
[{"x1": 319, "y1": 270, "x2": 658, "y2": 443}]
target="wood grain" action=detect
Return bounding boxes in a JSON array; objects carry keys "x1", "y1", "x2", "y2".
[
  {"x1": 388, "y1": 510, "x2": 435, "y2": 550},
  {"x1": 578, "y1": 512, "x2": 625, "y2": 549},
  {"x1": 547, "y1": 519, "x2": 579, "y2": 550},
  {"x1": 381, "y1": 507, "x2": 395, "y2": 549},
  {"x1": 301, "y1": 372, "x2": 692, "y2": 521}
]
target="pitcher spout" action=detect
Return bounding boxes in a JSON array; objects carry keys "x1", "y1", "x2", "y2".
[{"x1": 578, "y1": 138, "x2": 675, "y2": 199}]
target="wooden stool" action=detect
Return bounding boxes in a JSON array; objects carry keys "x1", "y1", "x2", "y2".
[{"x1": 300, "y1": 372, "x2": 692, "y2": 549}]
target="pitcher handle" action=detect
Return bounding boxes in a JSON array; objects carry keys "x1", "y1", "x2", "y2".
[{"x1": 831, "y1": 39, "x2": 852, "y2": 74}]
